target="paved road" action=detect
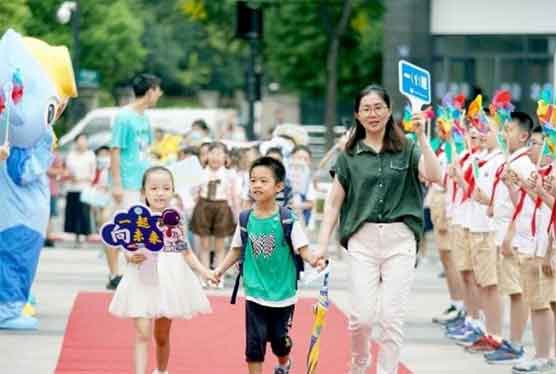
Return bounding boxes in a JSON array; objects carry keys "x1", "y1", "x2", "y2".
[{"x1": 0, "y1": 241, "x2": 533, "y2": 374}]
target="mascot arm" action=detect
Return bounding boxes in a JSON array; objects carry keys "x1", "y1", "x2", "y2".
[{"x1": 7, "y1": 132, "x2": 53, "y2": 186}]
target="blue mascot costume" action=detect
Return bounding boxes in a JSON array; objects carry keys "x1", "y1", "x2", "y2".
[{"x1": 0, "y1": 29, "x2": 77, "y2": 330}]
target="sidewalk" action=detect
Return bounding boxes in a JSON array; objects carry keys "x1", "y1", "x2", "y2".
[{"x1": 0, "y1": 242, "x2": 533, "y2": 374}]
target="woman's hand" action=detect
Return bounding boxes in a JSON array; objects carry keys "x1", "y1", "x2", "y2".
[
  {"x1": 127, "y1": 253, "x2": 147, "y2": 264},
  {"x1": 411, "y1": 112, "x2": 426, "y2": 138}
]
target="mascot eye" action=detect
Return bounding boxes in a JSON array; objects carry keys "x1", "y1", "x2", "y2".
[{"x1": 45, "y1": 103, "x2": 56, "y2": 126}]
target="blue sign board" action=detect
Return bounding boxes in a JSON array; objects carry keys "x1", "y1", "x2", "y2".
[{"x1": 398, "y1": 60, "x2": 431, "y2": 105}]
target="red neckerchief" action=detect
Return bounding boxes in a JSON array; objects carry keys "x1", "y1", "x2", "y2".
[
  {"x1": 451, "y1": 148, "x2": 477, "y2": 203},
  {"x1": 462, "y1": 159, "x2": 488, "y2": 202},
  {"x1": 488, "y1": 149, "x2": 530, "y2": 208},
  {"x1": 549, "y1": 202, "x2": 556, "y2": 236},
  {"x1": 531, "y1": 164, "x2": 553, "y2": 236}
]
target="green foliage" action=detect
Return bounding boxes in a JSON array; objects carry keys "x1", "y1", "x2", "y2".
[
  {"x1": 1, "y1": 0, "x2": 384, "y2": 103},
  {"x1": 23, "y1": 0, "x2": 146, "y2": 90},
  {"x1": 265, "y1": 1, "x2": 384, "y2": 99},
  {"x1": 0, "y1": 0, "x2": 31, "y2": 34}
]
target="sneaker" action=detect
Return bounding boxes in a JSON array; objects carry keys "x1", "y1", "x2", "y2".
[
  {"x1": 274, "y1": 359, "x2": 292, "y2": 374},
  {"x1": 433, "y1": 305, "x2": 461, "y2": 325},
  {"x1": 446, "y1": 323, "x2": 473, "y2": 340},
  {"x1": 466, "y1": 335, "x2": 501, "y2": 353},
  {"x1": 445, "y1": 313, "x2": 467, "y2": 331},
  {"x1": 512, "y1": 357, "x2": 552, "y2": 373},
  {"x1": 485, "y1": 340, "x2": 525, "y2": 365},
  {"x1": 106, "y1": 275, "x2": 123, "y2": 290},
  {"x1": 454, "y1": 328, "x2": 483, "y2": 347}
]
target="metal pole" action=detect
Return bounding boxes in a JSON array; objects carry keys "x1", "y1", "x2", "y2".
[
  {"x1": 553, "y1": 50, "x2": 556, "y2": 97},
  {"x1": 72, "y1": 0, "x2": 80, "y2": 80},
  {"x1": 246, "y1": 38, "x2": 257, "y2": 140}
]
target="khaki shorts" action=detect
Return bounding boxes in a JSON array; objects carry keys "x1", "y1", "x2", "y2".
[
  {"x1": 520, "y1": 257, "x2": 555, "y2": 310},
  {"x1": 453, "y1": 226, "x2": 472, "y2": 272},
  {"x1": 470, "y1": 232, "x2": 497, "y2": 287},
  {"x1": 429, "y1": 190, "x2": 450, "y2": 251},
  {"x1": 498, "y1": 250, "x2": 522, "y2": 296}
]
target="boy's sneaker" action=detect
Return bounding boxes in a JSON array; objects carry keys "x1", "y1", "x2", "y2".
[
  {"x1": 484, "y1": 340, "x2": 525, "y2": 365},
  {"x1": 445, "y1": 315, "x2": 466, "y2": 333},
  {"x1": 433, "y1": 305, "x2": 463, "y2": 325},
  {"x1": 454, "y1": 328, "x2": 483, "y2": 347},
  {"x1": 106, "y1": 275, "x2": 122, "y2": 290},
  {"x1": 274, "y1": 359, "x2": 291, "y2": 374},
  {"x1": 466, "y1": 335, "x2": 501, "y2": 353},
  {"x1": 512, "y1": 357, "x2": 552, "y2": 373}
]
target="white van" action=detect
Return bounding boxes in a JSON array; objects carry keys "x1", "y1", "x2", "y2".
[{"x1": 58, "y1": 107, "x2": 236, "y2": 151}]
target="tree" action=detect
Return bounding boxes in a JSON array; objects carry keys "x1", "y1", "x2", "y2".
[
  {"x1": 263, "y1": 1, "x2": 384, "y2": 145},
  {"x1": 0, "y1": 1, "x2": 31, "y2": 35},
  {"x1": 24, "y1": 0, "x2": 146, "y2": 93},
  {"x1": 322, "y1": 0, "x2": 353, "y2": 149}
]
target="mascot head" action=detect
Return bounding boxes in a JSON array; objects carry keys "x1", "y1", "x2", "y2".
[{"x1": 0, "y1": 29, "x2": 77, "y2": 148}]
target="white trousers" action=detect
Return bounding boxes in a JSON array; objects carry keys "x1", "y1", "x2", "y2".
[{"x1": 347, "y1": 222, "x2": 416, "y2": 374}]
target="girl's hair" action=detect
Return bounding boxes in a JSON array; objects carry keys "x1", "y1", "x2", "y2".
[
  {"x1": 141, "y1": 166, "x2": 175, "y2": 206},
  {"x1": 345, "y1": 84, "x2": 406, "y2": 154},
  {"x1": 208, "y1": 141, "x2": 228, "y2": 154},
  {"x1": 292, "y1": 144, "x2": 312, "y2": 158}
]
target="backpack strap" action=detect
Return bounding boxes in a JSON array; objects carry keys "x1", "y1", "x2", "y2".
[
  {"x1": 278, "y1": 206, "x2": 304, "y2": 283},
  {"x1": 231, "y1": 208, "x2": 252, "y2": 304}
]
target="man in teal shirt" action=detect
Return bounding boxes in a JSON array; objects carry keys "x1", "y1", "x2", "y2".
[{"x1": 106, "y1": 73, "x2": 162, "y2": 290}]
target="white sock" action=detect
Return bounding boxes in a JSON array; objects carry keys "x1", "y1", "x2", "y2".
[
  {"x1": 469, "y1": 318, "x2": 485, "y2": 332},
  {"x1": 451, "y1": 300, "x2": 464, "y2": 311}
]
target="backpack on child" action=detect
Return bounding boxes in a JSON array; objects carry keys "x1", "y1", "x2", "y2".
[{"x1": 230, "y1": 206, "x2": 305, "y2": 304}]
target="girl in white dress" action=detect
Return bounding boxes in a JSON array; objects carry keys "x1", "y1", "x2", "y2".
[{"x1": 109, "y1": 166, "x2": 216, "y2": 374}]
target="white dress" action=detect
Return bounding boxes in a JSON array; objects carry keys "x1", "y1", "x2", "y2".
[{"x1": 109, "y1": 230, "x2": 211, "y2": 319}]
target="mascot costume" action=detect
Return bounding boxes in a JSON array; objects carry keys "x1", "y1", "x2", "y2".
[{"x1": 0, "y1": 29, "x2": 77, "y2": 330}]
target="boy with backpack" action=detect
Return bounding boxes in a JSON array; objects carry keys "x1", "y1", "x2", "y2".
[{"x1": 215, "y1": 156, "x2": 325, "y2": 374}]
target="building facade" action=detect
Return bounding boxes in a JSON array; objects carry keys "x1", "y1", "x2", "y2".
[{"x1": 383, "y1": 0, "x2": 556, "y2": 115}]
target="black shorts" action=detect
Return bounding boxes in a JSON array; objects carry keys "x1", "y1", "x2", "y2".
[{"x1": 245, "y1": 300, "x2": 295, "y2": 362}]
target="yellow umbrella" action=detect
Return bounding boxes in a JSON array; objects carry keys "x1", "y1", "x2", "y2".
[{"x1": 306, "y1": 265, "x2": 330, "y2": 374}]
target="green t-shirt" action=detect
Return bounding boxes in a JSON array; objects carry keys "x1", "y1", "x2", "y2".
[
  {"x1": 237, "y1": 211, "x2": 304, "y2": 307},
  {"x1": 110, "y1": 108, "x2": 153, "y2": 191}
]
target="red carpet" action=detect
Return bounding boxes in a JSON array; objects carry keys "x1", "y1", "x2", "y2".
[{"x1": 55, "y1": 292, "x2": 411, "y2": 374}]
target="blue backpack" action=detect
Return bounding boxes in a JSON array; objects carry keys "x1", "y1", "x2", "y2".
[{"x1": 230, "y1": 206, "x2": 305, "y2": 304}]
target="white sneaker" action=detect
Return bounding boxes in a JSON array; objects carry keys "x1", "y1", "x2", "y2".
[
  {"x1": 512, "y1": 358, "x2": 552, "y2": 373},
  {"x1": 152, "y1": 370, "x2": 168, "y2": 374}
]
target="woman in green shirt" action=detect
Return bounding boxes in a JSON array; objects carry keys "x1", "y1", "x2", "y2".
[{"x1": 316, "y1": 85, "x2": 442, "y2": 374}]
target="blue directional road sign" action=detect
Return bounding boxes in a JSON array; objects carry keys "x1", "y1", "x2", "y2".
[{"x1": 398, "y1": 60, "x2": 431, "y2": 105}]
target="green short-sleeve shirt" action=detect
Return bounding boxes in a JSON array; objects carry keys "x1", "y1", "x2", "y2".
[{"x1": 332, "y1": 139, "x2": 424, "y2": 248}]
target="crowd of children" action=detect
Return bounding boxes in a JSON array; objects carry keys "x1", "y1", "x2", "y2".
[{"x1": 429, "y1": 98, "x2": 556, "y2": 373}]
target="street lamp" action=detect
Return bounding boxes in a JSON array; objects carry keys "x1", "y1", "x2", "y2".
[{"x1": 56, "y1": 1, "x2": 80, "y2": 81}]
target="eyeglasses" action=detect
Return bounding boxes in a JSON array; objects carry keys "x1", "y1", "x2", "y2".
[{"x1": 358, "y1": 105, "x2": 388, "y2": 117}]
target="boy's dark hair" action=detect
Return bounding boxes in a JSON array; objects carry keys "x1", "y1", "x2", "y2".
[
  {"x1": 292, "y1": 144, "x2": 312, "y2": 158},
  {"x1": 249, "y1": 156, "x2": 286, "y2": 183},
  {"x1": 131, "y1": 73, "x2": 161, "y2": 97},
  {"x1": 192, "y1": 119, "x2": 209, "y2": 132},
  {"x1": 208, "y1": 141, "x2": 228, "y2": 154},
  {"x1": 532, "y1": 125, "x2": 543, "y2": 135},
  {"x1": 199, "y1": 141, "x2": 212, "y2": 150},
  {"x1": 511, "y1": 111, "x2": 534, "y2": 140},
  {"x1": 265, "y1": 147, "x2": 283, "y2": 158},
  {"x1": 94, "y1": 145, "x2": 110, "y2": 155}
]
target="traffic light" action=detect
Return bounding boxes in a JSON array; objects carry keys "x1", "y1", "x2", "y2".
[{"x1": 236, "y1": 1, "x2": 263, "y2": 40}]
